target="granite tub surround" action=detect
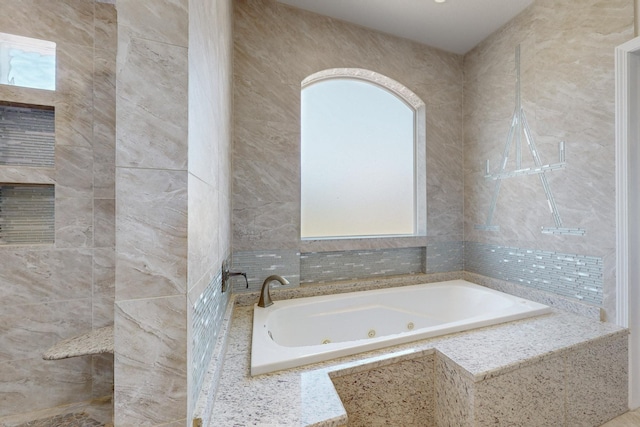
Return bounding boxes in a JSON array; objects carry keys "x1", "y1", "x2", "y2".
[
  {"x1": 231, "y1": 272, "x2": 463, "y2": 307},
  {"x1": 210, "y1": 296, "x2": 627, "y2": 427},
  {"x1": 331, "y1": 355, "x2": 435, "y2": 426},
  {"x1": 0, "y1": 0, "x2": 116, "y2": 417}
]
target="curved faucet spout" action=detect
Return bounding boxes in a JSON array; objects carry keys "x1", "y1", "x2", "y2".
[{"x1": 258, "y1": 275, "x2": 289, "y2": 308}]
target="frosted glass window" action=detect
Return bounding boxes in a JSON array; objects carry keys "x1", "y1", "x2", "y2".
[
  {"x1": 301, "y1": 78, "x2": 416, "y2": 239},
  {"x1": 0, "y1": 33, "x2": 56, "y2": 91}
]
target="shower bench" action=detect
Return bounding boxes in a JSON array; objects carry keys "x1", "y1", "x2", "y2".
[{"x1": 42, "y1": 325, "x2": 113, "y2": 360}]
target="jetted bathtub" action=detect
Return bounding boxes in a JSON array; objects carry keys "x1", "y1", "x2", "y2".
[{"x1": 250, "y1": 279, "x2": 552, "y2": 375}]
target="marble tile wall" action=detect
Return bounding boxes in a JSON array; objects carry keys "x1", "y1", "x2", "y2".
[
  {"x1": 115, "y1": 0, "x2": 188, "y2": 424},
  {"x1": 232, "y1": 0, "x2": 464, "y2": 282},
  {"x1": 187, "y1": 0, "x2": 233, "y2": 418},
  {"x1": 116, "y1": 0, "x2": 233, "y2": 425},
  {"x1": 0, "y1": 0, "x2": 116, "y2": 417},
  {"x1": 463, "y1": 0, "x2": 634, "y2": 320},
  {"x1": 233, "y1": 0, "x2": 634, "y2": 319}
]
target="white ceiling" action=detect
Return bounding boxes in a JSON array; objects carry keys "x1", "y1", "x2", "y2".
[{"x1": 277, "y1": 0, "x2": 534, "y2": 55}]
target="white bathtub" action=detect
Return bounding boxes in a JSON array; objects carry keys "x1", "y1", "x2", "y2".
[{"x1": 250, "y1": 279, "x2": 551, "y2": 375}]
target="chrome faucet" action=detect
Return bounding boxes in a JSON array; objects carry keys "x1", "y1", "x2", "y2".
[{"x1": 258, "y1": 275, "x2": 289, "y2": 308}]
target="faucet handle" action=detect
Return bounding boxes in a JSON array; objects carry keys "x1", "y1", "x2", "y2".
[{"x1": 221, "y1": 262, "x2": 248, "y2": 292}]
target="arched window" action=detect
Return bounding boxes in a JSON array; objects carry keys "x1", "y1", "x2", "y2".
[{"x1": 301, "y1": 69, "x2": 426, "y2": 239}]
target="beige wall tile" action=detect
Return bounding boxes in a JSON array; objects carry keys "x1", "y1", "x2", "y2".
[
  {"x1": 0, "y1": 0, "x2": 94, "y2": 47},
  {"x1": 117, "y1": 0, "x2": 188, "y2": 48},
  {"x1": 114, "y1": 295, "x2": 187, "y2": 425},
  {"x1": 0, "y1": 299, "x2": 92, "y2": 362},
  {"x1": 94, "y1": 2, "x2": 117, "y2": 53},
  {"x1": 0, "y1": 249, "x2": 92, "y2": 306},
  {"x1": 115, "y1": 168, "x2": 188, "y2": 301},
  {"x1": 0, "y1": 0, "x2": 116, "y2": 418},
  {"x1": 93, "y1": 48, "x2": 116, "y2": 199},
  {"x1": 462, "y1": 0, "x2": 633, "y2": 320},
  {"x1": 116, "y1": 32, "x2": 188, "y2": 170},
  {"x1": 94, "y1": 198, "x2": 115, "y2": 248},
  {"x1": 188, "y1": 174, "x2": 219, "y2": 293},
  {"x1": 91, "y1": 353, "x2": 114, "y2": 398},
  {"x1": 93, "y1": 248, "x2": 116, "y2": 301},
  {"x1": 0, "y1": 357, "x2": 92, "y2": 418},
  {"x1": 55, "y1": 43, "x2": 94, "y2": 148},
  {"x1": 232, "y1": 0, "x2": 464, "y2": 252},
  {"x1": 55, "y1": 197, "x2": 93, "y2": 248},
  {"x1": 55, "y1": 145, "x2": 94, "y2": 198}
]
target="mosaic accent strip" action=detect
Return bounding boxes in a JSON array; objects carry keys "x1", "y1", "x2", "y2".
[
  {"x1": 0, "y1": 103, "x2": 55, "y2": 167},
  {"x1": 231, "y1": 249, "x2": 301, "y2": 292},
  {"x1": 464, "y1": 242, "x2": 603, "y2": 305},
  {"x1": 426, "y1": 241, "x2": 463, "y2": 273},
  {"x1": 0, "y1": 184, "x2": 54, "y2": 245},
  {"x1": 476, "y1": 47, "x2": 584, "y2": 237},
  {"x1": 191, "y1": 269, "x2": 229, "y2": 411},
  {"x1": 300, "y1": 247, "x2": 425, "y2": 284}
]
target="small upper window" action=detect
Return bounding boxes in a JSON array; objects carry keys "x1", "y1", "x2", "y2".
[
  {"x1": 300, "y1": 69, "x2": 426, "y2": 240},
  {"x1": 0, "y1": 33, "x2": 56, "y2": 91}
]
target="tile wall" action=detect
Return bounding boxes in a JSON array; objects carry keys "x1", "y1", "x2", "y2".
[
  {"x1": 231, "y1": 0, "x2": 464, "y2": 287},
  {"x1": 232, "y1": 0, "x2": 634, "y2": 320},
  {"x1": 115, "y1": 0, "x2": 233, "y2": 425},
  {"x1": 0, "y1": 0, "x2": 116, "y2": 417},
  {"x1": 463, "y1": 0, "x2": 633, "y2": 320}
]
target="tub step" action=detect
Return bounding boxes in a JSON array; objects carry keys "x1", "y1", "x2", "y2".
[{"x1": 42, "y1": 326, "x2": 114, "y2": 360}]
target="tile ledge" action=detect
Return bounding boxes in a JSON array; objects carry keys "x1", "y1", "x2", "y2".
[{"x1": 42, "y1": 325, "x2": 113, "y2": 360}]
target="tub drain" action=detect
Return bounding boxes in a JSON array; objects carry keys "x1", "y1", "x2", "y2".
[
  {"x1": 368, "y1": 329, "x2": 376, "y2": 338},
  {"x1": 322, "y1": 339, "x2": 331, "y2": 344},
  {"x1": 407, "y1": 322, "x2": 414, "y2": 330}
]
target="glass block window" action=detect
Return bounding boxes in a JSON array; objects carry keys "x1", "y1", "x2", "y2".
[
  {"x1": 0, "y1": 102, "x2": 55, "y2": 167},
  {"x1": 0, "y1": 184, "x2": 55, "y2": 245}
]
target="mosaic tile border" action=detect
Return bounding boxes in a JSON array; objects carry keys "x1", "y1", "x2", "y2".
[
  {"x1": 231, "y1": 250, "x2": 301, "y2": 291},
  {"x1": 300, "y1": 247, "x2": 425, "y2": 284},
  {"x1": 230, "y1": 242, "x2": 602, "y2": 306},
  {"x1": 464, "y1": 242, "x2": 603, "y2": 305},
  {"x1": 191, "y1": 269, "x2": 229, "y2": 412},
  {"x1": 426, "y1": 241, "x2": 463, "y2": 274}
]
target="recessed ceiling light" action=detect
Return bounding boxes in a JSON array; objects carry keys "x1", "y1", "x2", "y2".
[{"x1": 434, "y1": 0, "x2": 446, "y2": 3}]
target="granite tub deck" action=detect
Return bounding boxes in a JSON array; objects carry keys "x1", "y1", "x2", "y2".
[{"x1": 210, "y1": 300, "x2": 628, "y2": 427}]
